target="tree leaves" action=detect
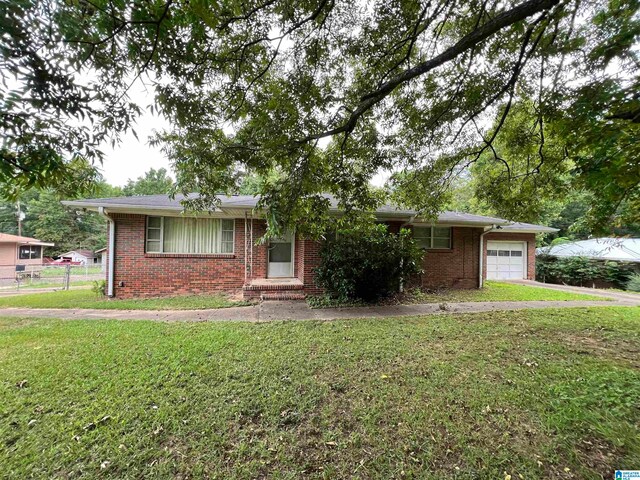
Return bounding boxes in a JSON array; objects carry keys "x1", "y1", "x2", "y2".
[{"x1": 1, "y1": 0, "x2": 638, "y2": 235}]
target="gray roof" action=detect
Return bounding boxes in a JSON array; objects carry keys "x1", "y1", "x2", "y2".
[
  {"x1": 499, "y1": 221, "x2": 559, "y2": 233},
  {"x1": 62, "y1": 194, "x2": 554, "y2": 230}
]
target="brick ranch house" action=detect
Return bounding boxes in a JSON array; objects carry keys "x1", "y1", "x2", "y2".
[{"x1": 63, "y1": 194, "x2": 557, "y2": 299}]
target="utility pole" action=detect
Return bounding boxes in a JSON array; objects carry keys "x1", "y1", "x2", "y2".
[{"x1": 17, "y1": 200, "x2": 21, "y2": 236}]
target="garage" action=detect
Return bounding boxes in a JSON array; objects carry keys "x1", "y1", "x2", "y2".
[{"x1": 486, "y1": 241, "x2": 526, "y2": 280}]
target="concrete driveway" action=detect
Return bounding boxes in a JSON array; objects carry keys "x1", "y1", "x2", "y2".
[{"x1": 502, "y1": 279, "x2": 640, "y2": 302}]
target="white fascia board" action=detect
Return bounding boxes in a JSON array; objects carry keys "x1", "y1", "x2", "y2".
[
  {"x1": 21, "y1": 241, "x2": 55, "y2": 247},
  {"x1": 499, "y1": 228, "x2": 559, "y2": 233},
  {"x1": 61, "y1": 202, "x2": 231, "y2": 217},
  {"x1": 410, "y1": 221, "x2": 506, "y2": 227}
]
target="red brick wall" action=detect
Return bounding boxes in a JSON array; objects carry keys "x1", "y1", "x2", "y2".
[
  {"x1": 111, "y1": 214, "x2": 248, "y2": 298},
  {"x1": 246, "y1": 219, "x2": 268, "y2": 280},
  {"x1": 301, "y1": 238, "x2": 323, "y2": 294},
  {"x1": 416, "y1": 227, "x2": 483, "y2": 289},
  {"x1": 107, "y1": 214, "x2": 535, "y2": 298},
  {"x1": 296, "y1": 225, "x2": 486, "y2": 293},
  {"x1": 483, "y1": 232, "x2": 536, "y2": 280}
]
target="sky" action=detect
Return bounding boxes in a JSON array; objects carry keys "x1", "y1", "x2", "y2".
[
  {"x1": 98, "y1": 86, "x2": 390, "y2": 188},
  {"x1": 99, "y1": 105, "x2": 172, "y2": 187}
]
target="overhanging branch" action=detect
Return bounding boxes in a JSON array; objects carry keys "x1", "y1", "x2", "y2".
[{"x1": 299, "y1": 0, "x2": 560, "y2": 143}]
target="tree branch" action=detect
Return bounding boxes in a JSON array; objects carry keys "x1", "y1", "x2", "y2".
[{"x1": 300, "y1": 0, "x2": 559, "y2": 143}]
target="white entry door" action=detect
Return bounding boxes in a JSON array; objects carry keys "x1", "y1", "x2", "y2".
[
  {"x1": 268, "y1": 233, "x2": 293, "y2": 277},
  {"x1": 486, "y1": 241, "x2": 525, "y2": 280}
]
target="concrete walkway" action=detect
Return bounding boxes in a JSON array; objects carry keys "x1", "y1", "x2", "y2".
[{"x1": 0, "y1": 282, "x2": 637, "y2": 323}]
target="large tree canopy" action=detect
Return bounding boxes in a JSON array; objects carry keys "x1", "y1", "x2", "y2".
[
  {"x1": 1, "y1": 0, "x2": 638, "y2": 235},
  {"x1": 122, "y1": 167, "x2": 174, "y2": 196}
]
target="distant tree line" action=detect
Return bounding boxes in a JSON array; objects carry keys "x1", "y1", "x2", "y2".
[{"x1": 1, "y1": 168, "x2": 173, "y2": 256}]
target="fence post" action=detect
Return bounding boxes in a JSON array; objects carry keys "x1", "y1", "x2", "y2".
[{"x1": 65, "y1": 264, "x2": 71, "y2": 290}]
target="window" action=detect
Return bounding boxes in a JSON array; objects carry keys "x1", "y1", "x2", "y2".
[
  {"x1": 510, "y1": 250, "x2": 522, "y2": 257},
  {"x1": 413, "y1": 226, "x2": 452, "y2": 249},
  {"x1": 487, "y1": 249, "x2": 498, "y2": 256},
  {"x1": 19, "y1": 245, "x2": 42, "y2": 260},
  {"x1": 146, "y1": 216, "x2": 234, "y2": 254}
]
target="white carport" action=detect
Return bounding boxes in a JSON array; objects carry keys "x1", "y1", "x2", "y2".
[{"x1": 537, "y1": 238, "x2": 640, "y2": 263}]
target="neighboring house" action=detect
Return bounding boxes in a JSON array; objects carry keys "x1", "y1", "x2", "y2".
[
  {"x1": 95, "y1": 247, "x2": 108, "y2": 271},
  {"x1": 0, "y1": 233, "x2": 54, "y2": 280},
  {"x1": 537, "y1": 238, "x2": 640, "y2": 263},
  {"x1": 62, "y1": 194, "x2": 557, "y2": 299},
  {"x1": 58, "y1": 250, "x2": 99, "y2": 266}
]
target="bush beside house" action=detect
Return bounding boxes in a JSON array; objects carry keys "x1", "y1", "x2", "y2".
[
  {"x1": 536, "y1": 255, "x2": 637, "y2": 289},
  {"x1": 314, "y1": 225, "x2": 423, "y2": 301},
  {"x1": 627, "y1": 274, "x2": 640, "y2": 292}
]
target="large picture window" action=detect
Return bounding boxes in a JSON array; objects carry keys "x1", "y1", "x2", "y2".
[
  {"x1": 19, "y1": 245, "x2": 42, "y2": 260},
  {"x1": 146, "y1": 217, "x2": 234, "y2": 254},
  {"x1": 413, "y1": 226, "x2": 452, "y2": 249}
]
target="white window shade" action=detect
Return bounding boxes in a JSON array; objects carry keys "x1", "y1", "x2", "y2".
[{"x1": 146, "y1": 217, "x2": 234, "y2": 254}]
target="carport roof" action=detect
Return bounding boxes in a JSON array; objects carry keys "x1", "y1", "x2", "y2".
[
  {"x1": 537, "y1": 238, "x2": 640, "y2": 262},
  {"x1": 0, "y1": 233, "x2": 54, "y2": 246}
]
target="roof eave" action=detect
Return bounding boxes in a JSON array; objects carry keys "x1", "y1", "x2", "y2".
[{"x1": 499, "y1": 227, "x2": 559, "y2": 233}]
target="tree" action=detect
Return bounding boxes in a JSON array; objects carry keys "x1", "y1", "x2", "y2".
[
  {"x1": 26, "y1": 190, "x2": 107, "y2": 256},
  {"x1": 0, "y1": 200, "x2": 21, "y2": 235},
  {"x1": 2, "y1": 0, "x2": 639, "y2": 236},
  {"x1": 122, "y1": 168, "x2": 174, "y2": 196}
]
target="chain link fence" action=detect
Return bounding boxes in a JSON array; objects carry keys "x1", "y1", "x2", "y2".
[{"x1": 0, "y1": 265, "x2": 104, "y2": 292}]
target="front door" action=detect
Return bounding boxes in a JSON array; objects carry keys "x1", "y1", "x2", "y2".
[{"x1": 268, "y1": 233, "x2": 293, "y2": 277}]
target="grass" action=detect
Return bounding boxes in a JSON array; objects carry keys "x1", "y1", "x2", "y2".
[
  {"x1": 308, "y1": 281, "x2": 609, "y2": 308},
  {"x1": 410, "y1": 281, "x2": 610, "y2": 302},
  {"x1": 0, "y1": 289, "x2": 250, "y2": 310},
  {"x1": 9, "y1": 281, "x2": 94, "y2": 290},
  {"x1": 1, "y1": 307, "x2": 639, "y2": 479},
  {"x1": 40, "y1": 266, "x2": 104, "y2": 277}
]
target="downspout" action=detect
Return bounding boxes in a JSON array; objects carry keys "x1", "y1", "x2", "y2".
[
  {"x1": 98, "y1": 207, "x2": 115, "y2": 297},
  {"x1": 478, "y1": 224, "x2": 498, "y2": 289},
  {"x1": 250, "y1": 213, "x2": 254, "y2": 281},
  {"x1": 244, "y1": 212, "x2": 248, "y2": 284}
]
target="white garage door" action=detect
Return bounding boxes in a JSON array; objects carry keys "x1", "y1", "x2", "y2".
[{"x1": 486, "y1": 241, "x2": 525, "y2": 280}]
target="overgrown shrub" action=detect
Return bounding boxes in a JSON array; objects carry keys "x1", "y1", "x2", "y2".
[
  {"x1": 627, "y1": 274, "x2": 640, "y2": 292},
  {"x1": 92, "y1": 279, "x2": 106, "y2": 296},
  {"x1": 314, "y1": 224, "x2": 423, "y2": 301},
  {"x1": 536, "y1": 255, "x2": 636, "y2": 288}
]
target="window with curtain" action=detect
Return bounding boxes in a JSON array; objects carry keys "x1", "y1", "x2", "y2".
[
  {"x1": 146, "y1": 217, "x2": 234, "y2": 254},
  {"x1": 412, "y1": 226, "x2": 452, "y2": 249}
]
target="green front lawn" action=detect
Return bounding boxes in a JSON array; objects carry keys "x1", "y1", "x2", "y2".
[
  {"x1": 309, "y1": 281, "x2": 609, "y2": 308},
  {"x1": 409, "y1": 281, "x2": 609, "y2": 303},
  {"x1": 40, "y1": 266, "x2": 104, "y2": 277},
  {"x1": 0, "y1": 289, "x2": 249, "y2": 310},
  {"x1": 18, "y1": 281, "x2": 94, "y2": 289},
  {"x1": 1, "y1": 307, "x2": 639, "y2": 478}
]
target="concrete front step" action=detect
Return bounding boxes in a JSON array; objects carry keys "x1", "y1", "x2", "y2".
[
  {"x1": 243, "y1": 283, "x2": 304, "y2": 292},
  {"x1": 243, "y1": 278, "x2": 305, "y2": 300},
  {"x1": 260, "y1": 292, "x2": 306, "y2": 301}
]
